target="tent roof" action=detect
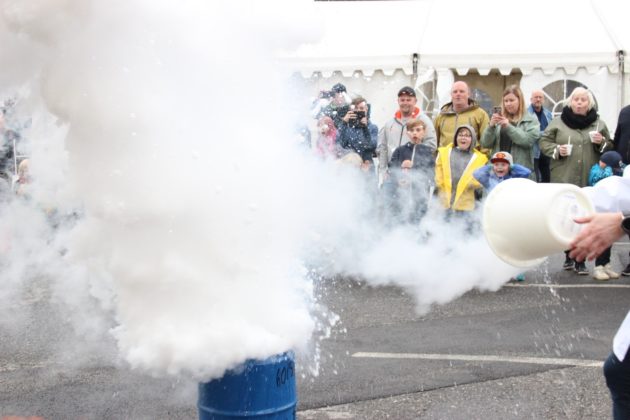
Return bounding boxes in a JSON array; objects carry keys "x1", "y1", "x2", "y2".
[
  {"x1": 281, "y1": 0, "x2": 628, "y2": 78},
  {"x1": 281, "y1": 0, "x2": 430, "y2": 77}
]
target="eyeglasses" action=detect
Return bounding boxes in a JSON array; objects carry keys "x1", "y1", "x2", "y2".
[{"x1": 457, "y1": 133, "x2": 472, "y2": 138}]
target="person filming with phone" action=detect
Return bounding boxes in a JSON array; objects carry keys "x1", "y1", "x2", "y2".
[
  {"x1": 337, "y1": 96, "x2": 378, "y2": 171},
  {"x1": 480, "y1": 84, "x2": 539, "y2": 178}
]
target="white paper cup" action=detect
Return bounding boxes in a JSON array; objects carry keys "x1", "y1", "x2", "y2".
[
  {"x1": 589, "y1": 131, "x2": 598, "y2": 142},
  {"x1": 566, "y1": 144, "x2": 573, "y2": 155}
]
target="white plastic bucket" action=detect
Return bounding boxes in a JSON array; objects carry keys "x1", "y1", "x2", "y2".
[{"x1": 482, "y1": 178, "x2": 594, "y2": 268}]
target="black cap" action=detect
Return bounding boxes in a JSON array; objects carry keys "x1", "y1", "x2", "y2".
[
  {"x1": 398, "y1": 86, "x2": 416, "y2": 97},
  {"x1": 331, "y1": 83, "x2": 346, "y2": 94},
  {"x1": 601, "y1": 151, "x2": 622, "y2": 169}
]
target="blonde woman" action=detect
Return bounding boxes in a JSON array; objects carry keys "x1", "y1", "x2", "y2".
[
  {"x1": 540, "y1": 86, "x2": 615, "y2": 275},
  {"x1": 480, "y1": 84, "x2": 539, "y2": 179}
]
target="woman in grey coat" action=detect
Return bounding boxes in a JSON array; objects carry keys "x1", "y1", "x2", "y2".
[
  {"x1": 480, "y1": 84, "x2": 539, "y2": 179},
  {"x1": 539, "y1": 86, "x2": 614, "y2": 275}
]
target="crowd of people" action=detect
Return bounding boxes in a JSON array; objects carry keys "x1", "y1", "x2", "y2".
[
  {"x1": 310, "y1": 81, "x2": 630, "y2": 282},
  {"x1": 0, "y1": 97, "x2": 29, "y2": 199}
]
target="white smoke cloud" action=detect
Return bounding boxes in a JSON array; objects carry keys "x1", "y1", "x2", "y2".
[
  {"x1": 0, "y1": 0, "x2": 326, "y2": 381},
  {"x1": 0, "y1": 0, "x2": 520, "y2": 386}
]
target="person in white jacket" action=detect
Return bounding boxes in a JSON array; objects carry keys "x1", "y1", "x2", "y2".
[{"x1": 570, "y1": 172, "x2": 630, "y2": 419}]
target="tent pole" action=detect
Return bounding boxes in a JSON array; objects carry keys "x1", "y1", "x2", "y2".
[{"x1": 412, "y1": 53, "x2": 418, "y2": 89}]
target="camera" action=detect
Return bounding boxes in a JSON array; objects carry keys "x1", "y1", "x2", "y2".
[
  {"x1": 319, "y1": 90, "x2": 334, "y2": 99},
  {"x1": 349, "y1": 110, "x2": 366, "y2": 128},
  {"x1": 492, "y1": 106, "x2": 502, "y2": 115}
]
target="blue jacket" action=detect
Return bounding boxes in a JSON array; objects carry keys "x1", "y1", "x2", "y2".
[
  {"x1": 588, "y1": 164, "x2": 613, "y2": 186},
  {"x1": 473, "y1": 163, "x2": 532, "y2": 193},
  {"x1": 337, "y1": 122, "x2": 378, "y2": 162},
  {"x1": 527, "y1": 104, "x2": 553, "y2": 159}
]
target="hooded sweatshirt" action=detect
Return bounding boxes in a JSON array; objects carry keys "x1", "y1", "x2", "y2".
[{"x1": 435, "y1": 124, "x2": 488, "y2": 211}]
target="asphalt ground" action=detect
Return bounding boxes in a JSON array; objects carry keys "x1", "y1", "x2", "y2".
[
  {"x1": 1, "y1": 248, "x2": 629, "y2": 419},
  {"x1": 298, "y1": 248, "x2": 630, "y2": 419}
]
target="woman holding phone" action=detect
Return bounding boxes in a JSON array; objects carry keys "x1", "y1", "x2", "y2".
[{"x1": 480, "y1": 84, "x2": 539, "y2": 179}]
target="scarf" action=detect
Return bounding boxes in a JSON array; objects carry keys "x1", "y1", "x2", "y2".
[{"x1": 560, "y1": 106, "x2": 598, "y2": 130}]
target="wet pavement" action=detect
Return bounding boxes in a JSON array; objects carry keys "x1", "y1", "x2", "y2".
[{"x1": 1, "y1": 250, "x2": 629, "y2": 419}]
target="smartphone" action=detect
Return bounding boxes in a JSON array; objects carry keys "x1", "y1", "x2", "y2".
[{"x1": 492, "y1": 106, "x2": 502, "y2": 115}]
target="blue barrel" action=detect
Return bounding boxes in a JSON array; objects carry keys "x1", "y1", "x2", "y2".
[{"x1": 198, "y1": 352, "x2": 296, "y2": 419}]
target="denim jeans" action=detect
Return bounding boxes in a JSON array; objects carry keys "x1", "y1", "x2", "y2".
[{"x1": 604, "y1": 349, "x2": 630, "y2": 420}]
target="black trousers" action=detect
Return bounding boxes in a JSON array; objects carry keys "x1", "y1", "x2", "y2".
[
  {"x1": 604, "y1": 349, "x2": 630, "y2": 420},
  {"x1": 534, "y1": 154, "x2": 550, "y2": 183},
  {"x1": 596, "y1": 246, "x2": 613, "y2": 267}
]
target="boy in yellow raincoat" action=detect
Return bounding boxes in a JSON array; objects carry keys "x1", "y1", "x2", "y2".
[{"x1": 435, "y1": 124, "x2": 487, "y2": 212}]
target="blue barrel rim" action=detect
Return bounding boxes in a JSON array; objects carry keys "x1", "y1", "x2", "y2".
[{"x1": 198, "y1": 351, "x2": 296, "y2": 419}]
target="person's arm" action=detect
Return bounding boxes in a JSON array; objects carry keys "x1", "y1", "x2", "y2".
[
  {"x1": 368, "y1": 123, "x2": 379, "y2": 149},
  {"x1": 337, "y1": 124, "x2": 350, "y2": 149},
  {"x1": 504, "y1": 115, "x2": 539, "y2": 147},
  {"x1": 472, "y1": 164, "x2": 490, "y2": 188},
  {"x1": 614, "y1": 118, "x2": 621, "y2": 150},
  {"x1": 509, "y1": 163, "x2": 532, "y2": 179},
  {"x1": 595, "y1": 124, "x2": 614, "y2": 153},
  {"x1": 389, "y1": 146, "x2": 401, "y2": 168},
  {"x1": 539, "y1": 124, "x2": 560, "y2": 159},
  {"x1": 569, "y1": 212, "x2": 624, "y2": 261},
  {"x1": 479, "y1": 124, "x2": 497, "y2": 149},
  {"x1": 434, "y1": 114, "x2": 442, "y2": 148},
  {"x1": 476, "y1": 110, "x2": 490, "y2": 140}
]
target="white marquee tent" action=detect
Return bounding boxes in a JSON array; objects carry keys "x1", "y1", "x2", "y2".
[{"x1": 280, "y1": 0, "x2": 630, "y2": 132}]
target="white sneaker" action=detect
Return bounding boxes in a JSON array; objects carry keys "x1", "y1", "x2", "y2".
[
  {"x1": 593, "y1": 265, "x2": 610, "y2": 281},
  {"x1": 605, "y1": 264, "x2": 620, "y2": 279}
]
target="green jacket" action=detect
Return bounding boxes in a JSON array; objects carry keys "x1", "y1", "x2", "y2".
[
  {"x1": 479, "y1": 112, "x2": 539, "y2": 179},
  {"x1": 539, "y1": 117, "x2": 613, "y2": 187}
]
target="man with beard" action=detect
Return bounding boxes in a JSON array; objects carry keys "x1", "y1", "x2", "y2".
[{"x1": 377, "y1": 86, "x2": 436, "y2": 183}]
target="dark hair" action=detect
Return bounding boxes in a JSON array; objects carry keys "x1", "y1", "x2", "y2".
[
  {"x1": 331, "y1": 83, "x2": 346, "y2": 94},
  {"x1": 351, "y1": 96, "x2": 367, "y2": 107}
]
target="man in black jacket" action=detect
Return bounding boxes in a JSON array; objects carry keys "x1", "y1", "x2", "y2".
[
  {"x1": 613, "y1": 105, "x2": 630, "y2": 276},
  {"x1": 615, "y1": 105, "x2": 630, "y2": 165}
]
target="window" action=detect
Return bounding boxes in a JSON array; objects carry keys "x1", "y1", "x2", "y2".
[{"x1": 542, "y1": 80, "x2": 597, "y2": 117}]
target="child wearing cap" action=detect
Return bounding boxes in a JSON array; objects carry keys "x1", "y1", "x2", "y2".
[
  {"x1": 588, "y1": 150, "x2": 625, "y2": 281},
  {"x1": 473, "y1": 151, "x2": 530, "y2": 281},
  {"x1": 473, "y1": 151, "x2": 531, "y2": 193},
  {"x1": 589, "y1": 150, "x2": 624, "y2": 186}
]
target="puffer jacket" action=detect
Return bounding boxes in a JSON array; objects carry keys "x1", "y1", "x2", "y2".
[
  {"x1": 434, "y1": 100, "x2": 490, "y2": 148},
  {"x1": 539, "y1": 115, "x2": 613, "y2": 187},
  {"x1": 479, "y1": 112, "x2": 540, "y2": 178},
  {"x1": 435, "y1": 124, "x2": 488, "y2": 211}
]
